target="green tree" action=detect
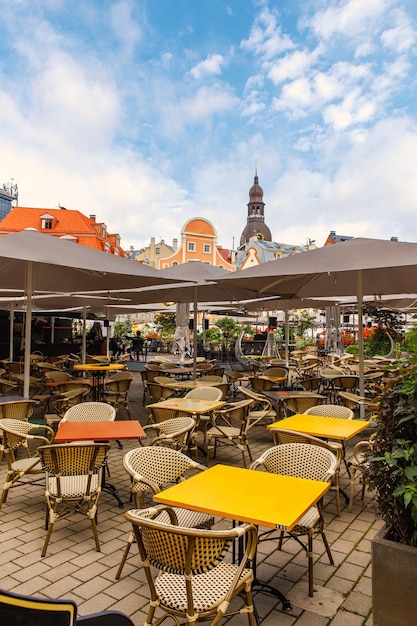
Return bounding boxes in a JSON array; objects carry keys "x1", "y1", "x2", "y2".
[{"x1": 154, "y1": 312, "x2": 176, "y2": 338}]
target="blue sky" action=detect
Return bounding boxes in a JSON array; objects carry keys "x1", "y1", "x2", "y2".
[{"x1": 1, "y1": 0, "x2": 417, "y2": 253}]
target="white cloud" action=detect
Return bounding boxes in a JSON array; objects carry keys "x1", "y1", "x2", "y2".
[
  {"x1": 308, "y1": 0, "x2": 394, "y2": 41},
  {"x1": 190, "y1": 54, "x2": 225, "y2": 79},
  {"x1": 240, "y1": 6, "x2": 296, "y2": 60},
  {"x1": 110, "y1": 0, "x2": 142, "y2": 56},
  {"x1": 381, "y1": 8, "x2": 417, "y2": 52},
  {"x1": 266, "y1": 45, "x2": 324, "y2": 84}
]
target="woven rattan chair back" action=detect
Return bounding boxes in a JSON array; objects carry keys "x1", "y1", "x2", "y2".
[
  {"x1": 148, "y1": 405, "x2": 179, "y2": 424},
  {"x1": 249, "y1": 376, "x2": 274, "y2": 392},
  {"x1": 148, "y1": 382, "x2": 174, "y2": 403},
  {"x1": 252, "y1": 442, "x2": 336, "y2": 482},
  {"x1": 125, "y1": 505, "x2": 257, "y2": 626},
  {"x1": 62, "y1": 401, "x2": 116, "y2": 423},
  {"x1": 142, "y1": 416, "x2": 196, "y2": 453},
  {"x1": 0, "y1": 418, "x2": 55, "y2": 507},
  {"x1": 38, "y1": 443, "x2": 110, "y2": 556},
  {"x1": 0, "y1": 378, "x2": 17, "y2": 395},
  {"x1": 206, "y1": 399, "x2": 254, "y2": 467},
  {"x1": 116, "y1": 448, "x2": 215, "y2": 580},
  {"x1": 0, "y1": 400, "x2": 37, "y2": 421},
  {"x1": 44, "y1": 371, "x2": 73, "y2": 383},
  {"x1": 304, "y1": 404, "x2": 354, "y2": 419},
  {"x1": 102, "y1": 378, "x2": 133, "y2": 420},
  {"x1": 270, "y1": 428, "x2": 344, "y2": 515},
  {"x1": 123, "y1": 446, "x2": 205, "y2": 501},
  {"x1": 198, "y1": 375, "x2": 223, "y2": 383},
  {"x1": 283, "y1": 394, "x2": 325, "y2": 416},
  {"x1": 184, "y1": 386, "x2": 222, "y2": 401}
]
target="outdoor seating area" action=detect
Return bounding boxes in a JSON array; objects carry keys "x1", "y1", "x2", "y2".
[{"x1": 0, "y1": 365, "x2": 383, "y2": 625}]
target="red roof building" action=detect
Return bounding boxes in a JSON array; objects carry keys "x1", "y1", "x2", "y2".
[{"x1": 0, "y1": 206, "x2": 126, "y2": 256}]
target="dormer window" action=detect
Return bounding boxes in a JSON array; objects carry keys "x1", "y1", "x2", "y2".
[{"x1": 40, "y1": 213, "x2": 55, "y2": 230}]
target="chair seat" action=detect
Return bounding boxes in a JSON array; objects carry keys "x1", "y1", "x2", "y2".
[
  {"x1": 11, "y1": 458, "x2": 43, "y2": 473},
  {"x1": 48, "y1": 474, "x2": 100, "y2": 498},
  {"x1": 156, "y1": 507, "x2": 214, "y2": 530},
  {"x1": 206, "y1": 425, "x2": 241, "y2": 438},
  {"x1": 155, "y1": 563, "x2": 253, "y2": 612},
  {"x1": 293, "y1": 506, "x2": 320, "y2": 530}
]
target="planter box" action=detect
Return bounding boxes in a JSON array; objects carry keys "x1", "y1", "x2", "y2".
[{"x1": 372, "y1": 525, "x2": 417, "y2": 626}]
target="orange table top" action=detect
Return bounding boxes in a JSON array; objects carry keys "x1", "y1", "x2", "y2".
[
  {"x1": 155, "y1": 463, "x2": 329, "y2": 531},
  {"x1": 268, "y1": 414, "x2": 370, "y2": 441},
  {"x1": 54, "y1": 420, "x2": 145, "y2": 442}
]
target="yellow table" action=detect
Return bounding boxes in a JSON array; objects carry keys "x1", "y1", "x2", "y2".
[
  {"x1": 162, "y1": 379, "x2": 220, "y2": 391},
  {"x1": 73, "y1": 363, "x2": 125, "y2": 400},
  {"x1": 155, "y1": 463, "x2": 329, "y2": 531},
  {"x1": 155, "y1": 463, "x2": 329, "y2": 612},
  {"x1": 267, "y1": 414, "x2": 370, "y2": 442},
  {"x1": 146, "y1": 397, "x2": 226, "y2": 415}
]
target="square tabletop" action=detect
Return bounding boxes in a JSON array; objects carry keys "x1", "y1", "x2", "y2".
[
  {"x1": 54, "y1": 420, "x2": 145, "y2": 442},
  {"x1": 146, "y1": 398, "x2": 226, "y2": 415},
  {"x1": 154, "y1": 463, "x2": 329, "y2": 531},
  {"x1": 268, "y1": 414, "x2": 370, "y2": 441}
]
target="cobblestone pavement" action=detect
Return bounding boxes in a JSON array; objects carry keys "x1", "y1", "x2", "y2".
[{"x1": 0, "y1": 369, "x2": 383, "y2": 625}]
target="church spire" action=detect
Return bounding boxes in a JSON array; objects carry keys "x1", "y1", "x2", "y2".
[{"x1": 239, "y1": 167, "x2": 272, "y2": 246}]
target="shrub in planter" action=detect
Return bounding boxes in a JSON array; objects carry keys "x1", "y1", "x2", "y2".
[{"x1": 366, "y1": 364, "x2": 417, "y2": 545}]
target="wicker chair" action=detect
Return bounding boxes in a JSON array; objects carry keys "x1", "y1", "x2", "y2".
[
  {"x1": 44, "y1": 387, "x2": 90, "y2": 430},
  {"x1": 61, "y1": 401, "x2": 116, "y2": 423},
  {"x1": 0, "y1": 587, "x2": 135, "y2": 625},
  {"x1": 38, "y1": 443, "x2": 110, "y2": 557},
  {"x1": 304, "y1": 404, "x2": 354, "y2": 420},
  {"x1": 0, "y1": 418, "x2": 55, "y2": 507},
  {"x1": 140, "y1": 416, "x2": 196, "y2": 453},
  {"x1": 249, "y1": 375, "x2": 274, "y2": 392},
  {"x1": 282, "y1": 393, "x2": 325, "y2": 417},
  {"x1": 125, "y1": 504, "x2": 257, "y2": 626},
  {"x1": 148, "y1": 382, "x2": 175, "y2": 404},
  {"x1": 239, "y1": 386, "x2": 277, "y2": 426},
  {"x1": 304, "y1": 403, "x2": 354, "y2": 473},
  {"x1": 206, "y1": 399, "x2": 254, "y2": 467},
  {"x1": 348, "y1": 440, "x2": 371, "y2": 512},
  {"x1": 102, "y1": 376, "x2": 133, "y2": 420},
  {"x1": 250, "y1": 443, "x2": 337, "y2": 597},
  {"x1": 116, "y1": 446, "x2": 215, "y2": 580},
  {"x1": 0, "y1": 399, "x2": 37, "y2": 421},
  {"x1": 270, "y1": 428, "x2": 344, "y2": 516}
]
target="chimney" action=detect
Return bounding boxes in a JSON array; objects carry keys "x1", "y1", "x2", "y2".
[
  {"x1": 173, "y1": 238, "x2": 178, "y2": 251},
  {"x1": 90, "y1": 215, "x2": 96, "y2": 222},
  {"x1": 390, "y1": 236, "x2": 398, "y2": 242}
]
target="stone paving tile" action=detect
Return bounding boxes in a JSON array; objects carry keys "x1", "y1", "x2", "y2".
[{"x1": 0, "y1": 369, "x2": 382, "y2": 624}]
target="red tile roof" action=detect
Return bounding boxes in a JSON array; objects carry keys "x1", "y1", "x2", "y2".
[{"x1": 0, "y1": 207, "x2": 126, "y2": 255}]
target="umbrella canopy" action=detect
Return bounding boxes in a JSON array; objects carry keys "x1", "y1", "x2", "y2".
[
  {"x1": 0, "y1": 230, "x2": 180, "y2": 396},
  {"x1": 88, "y1": 261, "x2": 261, "y2": 304},
  {"x1": 214, "y1": 238, "x2": 417, "y2": 299},
  {"x1": 215, "y1": 238, "x2": 417, "y2": 405},
  {"x1": 0, "y1": 230, "x2": 178, "y2": 293}
]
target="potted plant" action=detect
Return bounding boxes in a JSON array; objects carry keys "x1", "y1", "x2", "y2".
[{"x1": 366, "y1": 363, "x2": 417, "y2": 626}]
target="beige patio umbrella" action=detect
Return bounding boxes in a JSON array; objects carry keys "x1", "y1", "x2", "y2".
[
  {"x1": 0, "y1": 230, "x2": 181, "y2": 396},
  {"x1": 88, "y1": 261, "x2": 261, "y2": 378},
  {"x1": 215, "y1": 237, "x2": 417, "y2": 406}
]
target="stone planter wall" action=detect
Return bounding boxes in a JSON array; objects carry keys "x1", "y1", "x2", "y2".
[{"x1": 372, "y1": 525, "x2": 417, "y2": 626}]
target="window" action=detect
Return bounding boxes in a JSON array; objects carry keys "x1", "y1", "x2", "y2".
[
  {"x1": 203, "y1": 244, "x2": 211, "y2": 254},
  {"x1": 188, "y1": 242, "x2": 195, "y2": 252},
  {"x1": 41, "y1": 219, "x2": 53, "y2": 229},
  {"x1": 156, "y1": 247, "x2": 160, "y2": 254}
]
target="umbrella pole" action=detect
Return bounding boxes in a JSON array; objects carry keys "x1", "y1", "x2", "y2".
[
  {"x1": 9, "y1": 305, "x2": 14, "y2": 362},
  {"x1": 81, "y1": 307, "x2": 87, "y2": 363},
  {"x1": 193, "y1": 288, "x2": 198, "y2": 380},
  {"x1": 23, "y1": 261, "x2": 33, "y2": 399},
  {"x1": 357, "y1": 270, "x2": 365, "y2": 418},
  {"x1": 284, "y1": 309, "x2": 290, "y2": 367}
]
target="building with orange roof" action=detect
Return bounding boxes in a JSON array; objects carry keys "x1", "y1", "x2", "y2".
[
  {"x1": 0, "y1": 206, "x2": 126, "y2": 255},
  {"x1": 158, "y1": 217, "x2": 235, "y2": 271}
]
